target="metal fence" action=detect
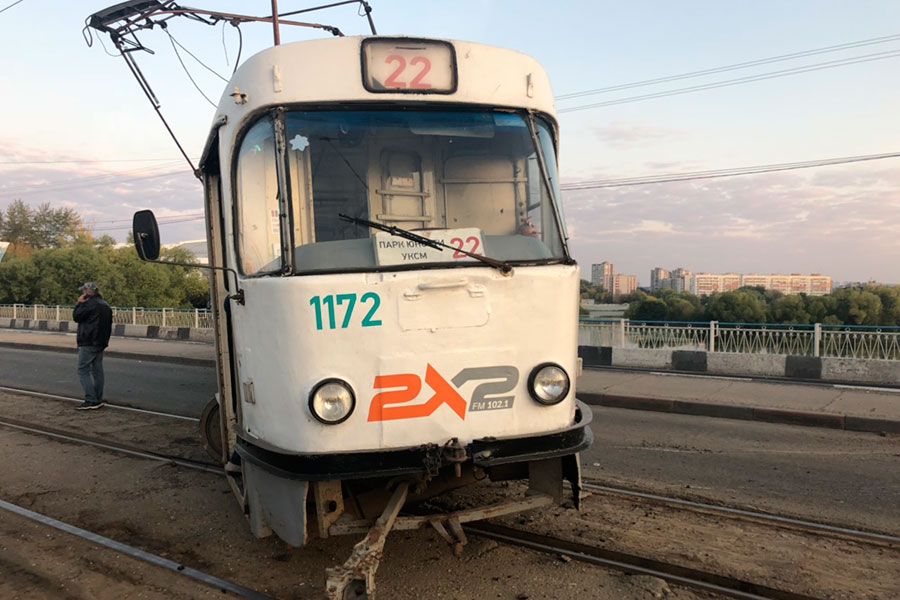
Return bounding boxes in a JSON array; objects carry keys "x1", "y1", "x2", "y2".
[
  {"x1": 0, "y1": 304, "x2": 212, "y2": 329},
  {"x1": 579, "y1": 319, "x2": 900, "y2": 361}
]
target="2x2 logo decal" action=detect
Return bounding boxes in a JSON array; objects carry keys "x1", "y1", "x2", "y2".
[{"x1": 368, "y1": 365, "x2": 519, "y2": 422}]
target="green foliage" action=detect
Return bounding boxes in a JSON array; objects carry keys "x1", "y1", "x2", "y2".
[
  {"x1": 704, "y1": 291, "x2": 767, "y2": 323},
  {"x1": 770, "y1": 294, "x2": 811, "y2": 324},
  {"x1": 0, "y1": 240, "x2": 209, "y2": 308},
  {"x1": 833, "y1": 289, "x2": 882, "y2": 325},
  {"x1": 626, "y1": 289, "x2": 702, "y2": 322},
  {"x1": 580, "y1": 279, "x2": 613, "y2": 303},
  {"x1": 621, "y1": 284, "x2": 900, "y2": 326},
  {"x1": 0, "y1": 200, "x2": 84, "y2": 254},
  {"x1": 629, "y1": 296, "x2": 667, "y2": 320}
]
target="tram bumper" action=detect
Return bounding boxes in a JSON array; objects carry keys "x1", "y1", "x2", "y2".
[{"x1": 235, "y1": 401, "x2": 592, "y2": 546}]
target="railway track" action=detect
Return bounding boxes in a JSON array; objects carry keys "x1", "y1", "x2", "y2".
[
  {"x1": 582, "y1": 481, "x2": 900, "y2": 547},
  {"x1": 0, "y1": 496, "x2": 271, "y2": 599},
  {"x1": 2, "y1": 409, "x2": 894, "y2": 599},
  {"x1": 465, "y1": 522, "x2": 820, "y2": 600},
  {"x1": 0, "y1": 384, "x2": 199, "y2": 422}
]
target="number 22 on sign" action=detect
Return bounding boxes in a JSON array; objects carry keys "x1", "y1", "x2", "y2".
[{"x1": 383, "y1": 55, "x2": 432, "y2": 90}]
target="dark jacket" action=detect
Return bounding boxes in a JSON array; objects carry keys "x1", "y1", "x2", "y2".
[{"x1": 73, "y1": 295, "x2": 113, "y2": 348}]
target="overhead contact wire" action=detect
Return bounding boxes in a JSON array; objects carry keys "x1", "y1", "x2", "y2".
[
  {"x1": 559, "y1": 50, "x2": 900, "y2": 112},
  {"x1": 556, "y1": 32, "x2": 900, "y2": 100},
  {"x1": 560, "y1": 151, "x2": 900, "y2": 190}
]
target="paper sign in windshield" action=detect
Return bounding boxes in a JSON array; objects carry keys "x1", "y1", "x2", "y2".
[{"x1": 374, "y1": 228, "x2": 484, "y2": 266}]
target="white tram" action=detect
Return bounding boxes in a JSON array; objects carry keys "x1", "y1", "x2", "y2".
[{"x1": 128, "y1": 31, "x2": 591, "y2": 597}]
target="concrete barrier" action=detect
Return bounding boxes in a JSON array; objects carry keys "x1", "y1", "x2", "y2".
[
  {"x1": 821, "y1": 357, "x2": 900, "y2": 385},
  {"x1": 612, "y1": 347, "x2": 671, "y2": 369},
  {"x1": 579, "y1": 345, "x2": 899, "y2": 387},
  {"x1": 707, "y1": 352, "x2": 784, "y2": 377},
  {"x1": 0, "y1": 318, "x2": 214, "y2": 343}
]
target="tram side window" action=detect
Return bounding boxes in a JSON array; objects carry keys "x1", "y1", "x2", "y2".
[{"x1": 236, "y1": 119, "x2": 282, "y2": 275}]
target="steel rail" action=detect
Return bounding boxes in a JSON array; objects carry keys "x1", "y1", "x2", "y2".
[
  {"x1": 465, "y1": 523, "x2": 820, "y2": 600},
  {"x1": 583, "y1": 482, "x2": 900, "y2": 546},
  {"x1": 0, "y1": 384, "x2": 199, "y2": 421},
  {"x1": 0, "y1": 497, "x2": 272, "y2": 599},
  {"x1": 0, "y1": 415, "x2": 222, "y2": 474}
]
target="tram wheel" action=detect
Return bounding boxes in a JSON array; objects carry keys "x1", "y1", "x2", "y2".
[{"x1": 199, "y1": 397, "x2": 224, "y2": 462}]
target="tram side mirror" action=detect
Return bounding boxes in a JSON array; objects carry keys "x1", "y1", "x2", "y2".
[{"x1": 132, "y1": 209, "x2": 161, "y2": 261}]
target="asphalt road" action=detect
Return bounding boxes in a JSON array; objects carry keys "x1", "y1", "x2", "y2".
[
  {"x1": 2, "y1": 346, "x2": 897, "y2": 533},
  {"x1": 0, "y1": 346, "x2": 215, "y2": 417}
]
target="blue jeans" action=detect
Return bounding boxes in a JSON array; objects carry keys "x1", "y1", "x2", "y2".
[{"x1": 77, "y1": 346, "x2": 105, "y2": 401}]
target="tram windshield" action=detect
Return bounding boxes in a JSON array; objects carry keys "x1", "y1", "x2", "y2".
[{"x1": 235, "y1": 110, "x2": 567, "y2": 275}]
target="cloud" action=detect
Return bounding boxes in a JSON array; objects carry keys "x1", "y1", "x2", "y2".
[
  {"x1": 592, "y1": 122, "x2": 680, "y2": 148},
  {"x1": 562, "y1": 163, "x2": 900, "y2": 284},
  {"x1": 0, "y1": 146, "x2": 202, "y2": 245}
]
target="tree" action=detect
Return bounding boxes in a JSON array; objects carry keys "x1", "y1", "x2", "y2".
[
  {"x1": 0, "y1": 200, "x2": 83, "y2": 254},
  {"x1": 833, "y1": 288, "x2": 882, "y2": 325},
  {"x1": 665, "y1": 297, "x2": 701, "y2": 321},
  {"x1": 870, "y1": 285, "x2": 900, "y2": 326},
  {"x1": 704, "y1": 291, "x2": 767, "y2": 323},
  {"x1": 771, "y1": 294, "x2": 811, "y2": 324},
  {"x1": 626, "y1": 295, "x2": 668, "y2": 320},
  {"x1": 0, "y1": 242, "x2": 209, "y2": 308},
  {"x1": 804, "y1": 294, "x2": 838, "y2": 324}
]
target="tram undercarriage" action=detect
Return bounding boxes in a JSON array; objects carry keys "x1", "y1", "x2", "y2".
[{"x1": 208, "y1": 401, "x2": 591, "y2": 599}]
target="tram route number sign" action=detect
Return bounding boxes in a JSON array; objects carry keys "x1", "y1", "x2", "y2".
[
  {"x1": 374, "y1": 227, "x2": 484, "y2": 267},
  {"x1": 362, "y1": 38, "x2": 457, "y2": 94}
]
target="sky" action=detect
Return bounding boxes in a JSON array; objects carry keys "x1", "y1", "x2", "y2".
[{"x1": 1, "y1": 1, "x2": 898, "y2": 285}]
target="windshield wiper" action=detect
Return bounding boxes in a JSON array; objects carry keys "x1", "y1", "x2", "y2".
[{"x1": 338, "y1": 214, "x2": 512, "y2": 274}]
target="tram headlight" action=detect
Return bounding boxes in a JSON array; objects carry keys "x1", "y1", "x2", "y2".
[
  {"x1": 528, "y1": 363, "x2": 570, "y2": 405},
  {"x1": 309, "y1": 379, "x2": 355, "y2": 424}
]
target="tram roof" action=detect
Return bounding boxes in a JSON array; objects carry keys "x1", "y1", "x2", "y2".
[{"x1": 201, "y1": 36, "x2": 556, "y2": 170}]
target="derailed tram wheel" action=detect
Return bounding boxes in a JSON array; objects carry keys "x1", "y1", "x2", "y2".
[
  {"x1": 344, "y1": 580, "x2": 367, "y2": 600},
  {"x1": 199, "y1": 397, "x2": 224, "y2": 462}
]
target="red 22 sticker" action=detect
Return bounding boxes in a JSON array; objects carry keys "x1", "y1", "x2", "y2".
[
  {"x1": 384, "y1": 55, "x2": 433, "y2": 90},
  {"x1": 450, "y1": 236, "x2": 480, "y2": 259}
]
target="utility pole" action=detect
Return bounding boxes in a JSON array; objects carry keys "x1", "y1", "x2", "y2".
[{"x1": 271, "y1": 0, "x2": 281, "y2": 45}]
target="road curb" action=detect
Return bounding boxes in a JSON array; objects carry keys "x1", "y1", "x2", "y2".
[
  {"x1": 0, "y1": 342, "x2": 216, "y2": 368},
  {"x1": 579, "y1": 392, "x2": 900, "y2": 434}
]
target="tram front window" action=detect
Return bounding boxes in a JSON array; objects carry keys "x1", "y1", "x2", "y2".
[{"x1": 235, "y1": 110, "x2": 568, "y2": 275}]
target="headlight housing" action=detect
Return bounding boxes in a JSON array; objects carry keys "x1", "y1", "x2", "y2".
[
  {"x1": 309, "y1": 379, "x2": 355, "y2": 424},
  {"x1": 528, "y1": 363, "x2": 570, "y2": 405}
]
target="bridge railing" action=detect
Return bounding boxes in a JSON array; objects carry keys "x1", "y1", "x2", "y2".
[
  {"x1": 579, "y1": 319, "x2": 900, "y2": 361},
  {"x1": 0, "y1": 304, "x2": 212, "y2": 329}
]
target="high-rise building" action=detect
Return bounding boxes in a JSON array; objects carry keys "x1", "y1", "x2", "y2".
[
  {"x1": 591, "y1": 262, "x2": 615, "y2": 291},
  {"x1": 690, "y1": 272, "x2": 833, "y2": 296},
  {"x1": 650, "y1": 267, "x2": 669, "y2": 291},
  {"x1": 613, "y1": 274, "x2": 638, "y2": 298},
  {"x1": 651, "y1": 266, "x2": 692, "y2": 292},
  {"x1": 690, "y1": 273, "x2": 741, "y2": 295},
  {"x1": 669, "y1": 267, "x2": 692, "y2": 293}
]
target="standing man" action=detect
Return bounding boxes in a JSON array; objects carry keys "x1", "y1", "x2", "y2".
[{"x1": 73, "y1": 282, "x2": 113, "y2": 410}]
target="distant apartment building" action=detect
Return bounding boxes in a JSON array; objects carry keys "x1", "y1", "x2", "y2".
[
  {"x1": 613, "y1": 274, "x2": 638, "y2": 298},
  {"x1": 591, "y1": 261, "x2": 638, "y2": 298},
  {"x1": 740, "y1": 273, "x2": 833, "y2": 295},
  {"x1": 650, "y1": 267, "x2": 669, "y2": 291},
  {"x1": 690, "y1": 272, "x2": 832, "y2": 296},
  {"x1": 591, "y1": 261, "x2": 615, "y2": 291},
  {"x1": 651, "y1": 266, "x2": 692, "y2": 293},
  {"x1": 691, "y1": 273, "x2": 742, "y2": 296}
]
